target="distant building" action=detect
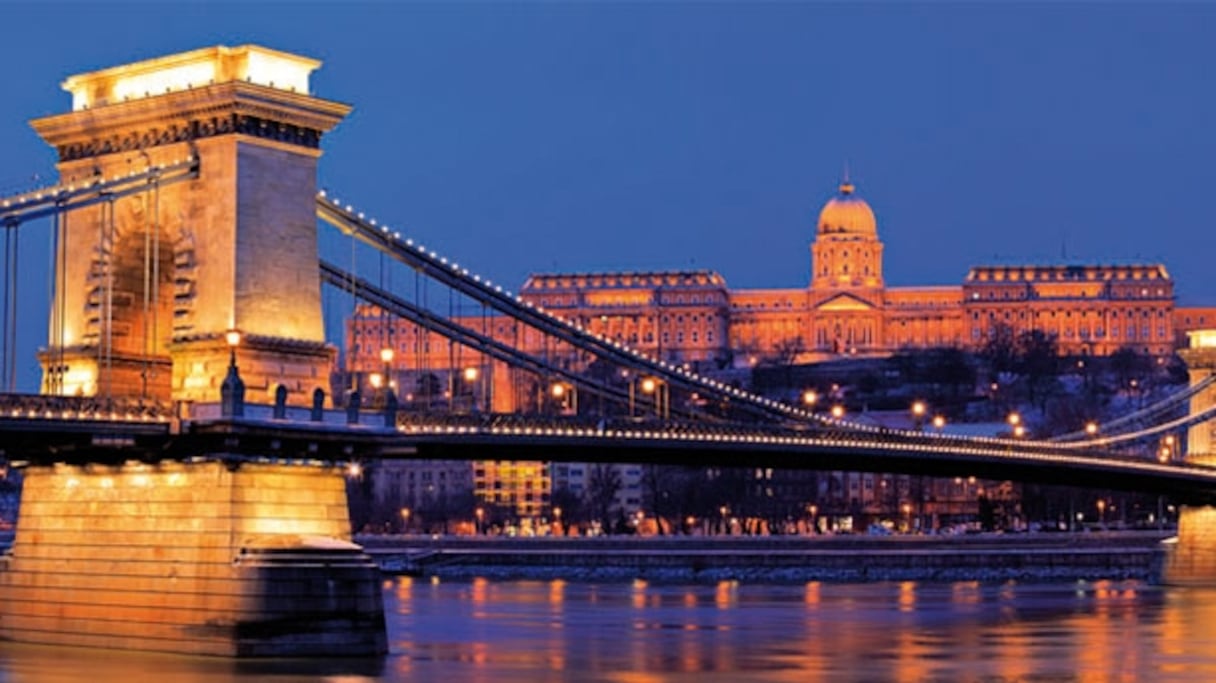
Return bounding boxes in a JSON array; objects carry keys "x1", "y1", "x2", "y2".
[
  {"x1": 349, "y1": 179, "x2": 1198, "y2": 391},
  {"x1": 344, "y1": 179, "x2": 1212, "y2": 523}
]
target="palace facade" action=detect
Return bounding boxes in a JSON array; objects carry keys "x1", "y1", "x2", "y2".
[{"x1": 349, "y1": 180, "x2": 1203, "y2": 392}]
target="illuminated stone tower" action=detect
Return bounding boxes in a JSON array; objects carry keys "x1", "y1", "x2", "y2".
[
  {"x1": 32, "y1": 45, "x2": 350, "y2": 404},
  {"x1": 1165, "y1": 330, "x2": 1216, "y2": 585}
]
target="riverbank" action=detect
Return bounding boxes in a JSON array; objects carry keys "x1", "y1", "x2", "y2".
[{"x1": 357, "y1": 531, "x2": 1173, "y2": 583}]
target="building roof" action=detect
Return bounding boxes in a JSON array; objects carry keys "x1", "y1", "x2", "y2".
[
  {"x1": 965, "y1": 264, "x2": 1171, "y2": 283},
  {"x1": 521, "y1": 270, "x2": 727, "y2": 292},
  {"x1": 817, "y1": 181, "x2": 877, "y2": 238}
]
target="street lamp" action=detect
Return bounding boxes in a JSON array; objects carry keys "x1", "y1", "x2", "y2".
[
  {"x1": 636, "y1": 376, "x2": 667, "y2": 419},
  {"x1": 400, "y1": 507, "x2": 411, "y2": 533},
  {"x1": 553, "y1": 506, "x2": 563, "y2": 536},
  {"x1": 802, "y1": 390, "x2": 819, "y2": 407},
  {"x1": 380, "y1": 347, "x2": 394, "y2": 389},
  {"x1": 911, "y1": 400, "x2": 927, "y2": 431},
  {"x1": 1085, "y1": 421, "x2": 1099, "y2": 437},
  {"x1": 1007, "y1": 412, "x2": 1021, "y2": 427},
  {"x1": 932, "y1": 415, "x2": 946, "y2": 431},
  {"x1": 830, "y1": 404, "x2": 845, "y2": 420},
  {"x1": 221, "y1": 329, "x2": 245, "y2": 417},
  {"x1": 475, "y1": 507, "x2": 485, "y2": 535},
  {"x1": 1097, "y1": 499, "x2": 1106, "y2": 525},
  {"x1": 225, "y1": 329, "x2": 241, "y2": 367},
  {"x1": 551, "y1": 381, "x2": 578, "y2": 415}
]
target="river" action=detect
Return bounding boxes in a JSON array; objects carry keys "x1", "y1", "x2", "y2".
[{"x1": 3, "y1": 577, "x2": 1216, "y2": 681}]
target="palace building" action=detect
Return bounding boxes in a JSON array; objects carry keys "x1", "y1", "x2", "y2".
[{"x1": 349, "y1": 179, "x2": 1199, "y2": 391}]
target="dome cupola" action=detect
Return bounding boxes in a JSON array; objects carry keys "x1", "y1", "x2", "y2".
[{"x1": 817, "y1": 181, "x2": 877, "y2": 237}]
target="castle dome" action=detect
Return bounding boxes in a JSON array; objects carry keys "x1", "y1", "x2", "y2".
[{"x1": 817, "y1": 181, "x2": 877, "y2": 238}]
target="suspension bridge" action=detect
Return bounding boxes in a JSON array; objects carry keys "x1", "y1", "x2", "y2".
[{"x1": 0, "y1": 44, "x2": 1215, "y2": 658}]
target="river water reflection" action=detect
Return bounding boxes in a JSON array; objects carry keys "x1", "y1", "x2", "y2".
[{"x1": 5, "y1": 577, "x2": 1216, "y2": 681}]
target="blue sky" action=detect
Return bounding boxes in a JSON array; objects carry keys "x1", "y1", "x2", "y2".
[{"x1": 2, "y1": 2, "x2": 1214, "y2": 390}]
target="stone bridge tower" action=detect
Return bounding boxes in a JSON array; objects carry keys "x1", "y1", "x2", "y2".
[
  {"x1": 1165, "y1": 330, "x2": 1216, "y2": 584},
  {"x1": 32, "y1": 45, "x2": 349, "y2": 404}
]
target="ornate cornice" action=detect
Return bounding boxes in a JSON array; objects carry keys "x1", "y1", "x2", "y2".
[
  {"x1": 51, "y1": 113, "x2": 323, "y2": 162},
  {"x1": 30, "y1": 81, "x2": 351, "y2": 163}
]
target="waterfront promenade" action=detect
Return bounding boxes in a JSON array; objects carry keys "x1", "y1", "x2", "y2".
[{"x1": 358, "y1": 531, "x2": 1172, "y2": 583}]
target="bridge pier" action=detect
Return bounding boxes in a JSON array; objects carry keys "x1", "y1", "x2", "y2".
[
  {"x1": 0, "y1": 460, "x2": 386, "y2": 656},
  {"x1": 1163, "y1": 331, "x2": 1216, "y2": 585}
]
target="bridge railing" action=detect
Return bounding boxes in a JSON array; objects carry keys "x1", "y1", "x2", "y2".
[{"x1": 0, "y1": 393, "x2": 172, "y2": 422}]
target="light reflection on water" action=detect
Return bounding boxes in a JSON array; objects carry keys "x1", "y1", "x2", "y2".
[{"x1": 4, "y1": 578, "x2": 1216, "y2": 681}]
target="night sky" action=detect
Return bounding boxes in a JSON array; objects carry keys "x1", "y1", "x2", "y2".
[{"x1": 2, "y1": 2, "x2": 1214, "y2": 390}]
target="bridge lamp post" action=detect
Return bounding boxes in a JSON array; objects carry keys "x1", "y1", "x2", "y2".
[
  {"x1": 221, "y1": 329, "x2": 245, "y2": 418},
  {"x1": 225, "y1": 329, "x2": 241, "y2": 367},
  {"x1": 475, "y1": 506, "x2": 485, "y2": 535},
  {"x1": 639, "y1": 376, "x2": 667, "y2": 419},
  {"x1": 910, "y1": 401, "x2": 927, "y2": 431},
  {"x1": 551, "y1": 382, "x2": 577, "y2": 416},
  {"x1": 400, "y1": 507, "x2": 411, "y2": 534},
  {"x1": 719, "y1": 505, "x2": 729, "y2": 536},
  {"x1": 462, "y1": 366, "x2": 479, "y2": 412},
  {"x1": 380, "y1": 348, "x2": 394, "y2": 390},
  {"x1": 1097, "y1": 499, "x2": 1106, "y2": 527},
  {"x1": 552, "y1": 506, "x2": 563, "y2": 536}
]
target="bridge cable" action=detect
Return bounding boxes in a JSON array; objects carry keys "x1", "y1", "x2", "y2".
[
  {"x1": 1051, "y1": 375, "x2": 1216, "y2": 442},
  {"x1": 319, "y1": 260, "x2": 694, "y2": 419},
  {"x1": 316, "y1": 195, "x2": 818, "y2": 425}
]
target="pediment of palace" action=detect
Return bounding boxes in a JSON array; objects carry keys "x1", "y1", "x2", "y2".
[{"x1": 813, "y1": 292, "x2": 879, "y2": 312}]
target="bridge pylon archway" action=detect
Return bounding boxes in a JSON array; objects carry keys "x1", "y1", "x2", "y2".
[{"x1": 32, "y1": 45, "x2": 348, "y2": 405}]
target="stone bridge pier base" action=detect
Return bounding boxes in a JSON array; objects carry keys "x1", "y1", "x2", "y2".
[
  {"x1": 1164, "y1": 507, "x2": 1216, "y2": 585},
  {"x1": 0, "y1": 461, "x2": 386, "y2": 656},
  {"x1": 1163, "y1": 334, "x2": 1216, "y2": 586}
]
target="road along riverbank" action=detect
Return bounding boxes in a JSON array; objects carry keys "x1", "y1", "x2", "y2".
[{"x1": 357, "y1": 531, "x2": 1173, "y2": 583}]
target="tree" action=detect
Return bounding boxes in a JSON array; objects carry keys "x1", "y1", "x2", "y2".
[
  {"x1": 587, "y1": 464, "x2": 623, "y2": 533},
  {"x1": 550, "y1": 485, "x2": 585, "y2": 536},
  {"x1": 979, "y1": 323, "x2": 1017, "y2": 380},
  {"x1": 1016, "y1": 330, "x2": 1059, "y2": 408},
  {"x1": 1109, "y1": 346, "x2": 1151, "y2": 392}
]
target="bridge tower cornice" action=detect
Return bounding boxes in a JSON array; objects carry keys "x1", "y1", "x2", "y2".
[{"x1": 30, "y1": 81, "x2": 351, "y2": 164}]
